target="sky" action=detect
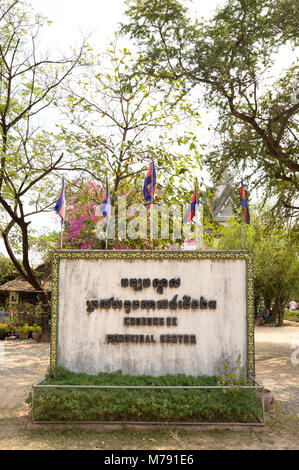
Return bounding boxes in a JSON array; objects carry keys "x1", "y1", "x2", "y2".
[
  {"x1": 0, "y1": 0, "x2": 297, "y2": 261},
  {"x1": 30, "y1": 0, "x2": 128, "y2": 52},
  {"x1": 29, "y1": 0, "x2": 223, "y2": 50}
]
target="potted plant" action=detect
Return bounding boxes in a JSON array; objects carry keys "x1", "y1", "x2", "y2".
[
  {"x1": 15, "y1": 324, "x2": 29, "y2": 340},
  {"x1": 0, "y1": 323, "x2": 9, "y2": 340},
  {"x1": 31, "y1": 324, "x2": 42, "y2": 342}
]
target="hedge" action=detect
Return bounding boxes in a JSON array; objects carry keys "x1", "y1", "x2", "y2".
[
  {"x1": 29, "y1": 367, "x2": 262, "y2": 423},
  {"x1": 284, "y1": 310, "x2": 299, "y2": 323}
]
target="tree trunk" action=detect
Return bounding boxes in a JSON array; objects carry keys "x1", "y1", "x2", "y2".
[
  {"x1": 254, "y1": 293, "x2": 260, "y2": 319},
  {"x1": 272, "y1": 297, "x2": 284, "y2": 326}
]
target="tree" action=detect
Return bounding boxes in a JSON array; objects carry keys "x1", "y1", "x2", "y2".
[
  {"x1": 0, "y1": 253, "x2": 18, "y2": 308},
  {"x1": 0, "y1": 0, "x2": 84, "y2": 302},
  {"x1": 0, "y1": 253, "x2": 18, "y2": 285},
  {"x1": 215, "y1": 209, "x2": 299, "y2": 325},
  {"x1": 122, "y1": 0, "x2": 299, "y2": 219},
  {"x1": 205, "y1": 65, "x2": 299, "y2": 222},
  {"x1": 61, "y1": 39, "x2": 203, "y2": 207}
]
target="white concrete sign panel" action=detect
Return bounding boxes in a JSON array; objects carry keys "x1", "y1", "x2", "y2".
[{"x1": 50, "y1": 251, "x2": 254, "y2": 377}]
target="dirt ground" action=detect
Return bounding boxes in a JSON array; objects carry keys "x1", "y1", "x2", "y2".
[
  {"x1": 255, "y1": 322, "x2": 299, "y2": 416},
  {"x1": 0, "y1": 323, "x2": 298, "y2": 450}
]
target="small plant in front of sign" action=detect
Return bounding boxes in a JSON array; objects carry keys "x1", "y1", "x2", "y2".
[{"x1": 217, "y1": 356, "x2": 248, "y2": 392}]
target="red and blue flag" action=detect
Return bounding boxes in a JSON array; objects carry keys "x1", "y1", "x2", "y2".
[
  {"x1": 241, "y1": 181, "x2": 250, "y2": 224},
  {"x1": 143, "y1": 161, "x2": 156, "y2": 203},
  {"x1": 183, "y1": 187, "x2": 199, "y2": 223},
  {"x1": 54, "y1": 179, "x2": 66, "y2": 222}
]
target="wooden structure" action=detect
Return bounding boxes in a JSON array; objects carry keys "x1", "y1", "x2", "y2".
[{"x1": 0, "y1": 264, "x2": 51, "y2": 331}]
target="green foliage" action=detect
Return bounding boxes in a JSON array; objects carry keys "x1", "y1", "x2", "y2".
[
  {"x1": 217, "y1": 356, "x2": 249, "y2": 388},
  {"x1": 14, "y1": 323, "x2": 30, "y2": 335},
  {"x1": 284, "y1": 310, "x2": 299, "y2": 323},
  {"x1": 62, "y1": 180, "x2": 176, "y2": 250},
  {"x1": 0, "y1": 253, "x2": 17, "y2": 308},
  {"x1": 61, "y1": 38, "x2": 204, "y2": 210},
  {"x1": 0, "y1": 254, "x2": 18, "y2": 285},
  {"x1": 28, "y1": 323, "x2": 42, "y2": 333},
  {"x1": 122, "y1": 0, "x2": 299, "y2": 219},
  {"x1": 204, "y1": 64, "x2": 299, "y2": 221},
  {"x1": 0, "y1": 1, "x2": 83, "y2": 297},
  {"x1": 30, "y1": 367, "x2": 261, "y2": 423},
  {"x1": 46, "y1": 366, "x2": 215, "y2": 386},
  {"x1": 0, "y1": 323, "x2": 9, "y2": 335},
  {"x1": 215, "y1": 207, "x2": 299, "y2": 325}
]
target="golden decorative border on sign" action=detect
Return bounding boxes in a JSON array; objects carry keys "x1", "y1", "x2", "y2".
[{"x1": 50, "y1": 250, "x2": 255, "y2": 375}]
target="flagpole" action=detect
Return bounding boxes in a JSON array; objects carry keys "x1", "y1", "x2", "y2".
[
  {"x1": 241, "y1": 179, "x2": 245, "y2": 249},
  {"x1": 60, "y1": 219, "x2": 64, "y2": 249},
  {"x1": 241, "y1": 179, "x2": 244, "y2": 249},
  {"x1": 60, "y1": 177, "x2": 65, "y2": 249},
  {"x1": 105, "y1": 221, "x2": 108, "y2": 249},
  {"x1": 105, "y1": 178, "x2": 109, "y2": 250},
  {"x1": 195, "y1": 178, "x2": 201, "y2": 250},
  {"x1": 150, "y1": 158, "x2": 154, "y2": 250},
  {"x1": 241, "y1": 206, "x2": 244, "y2": 249}
]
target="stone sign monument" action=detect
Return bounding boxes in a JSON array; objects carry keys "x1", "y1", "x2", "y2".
[{"x1": 50, "y1": 250, "x2": 254, "y2": 376}]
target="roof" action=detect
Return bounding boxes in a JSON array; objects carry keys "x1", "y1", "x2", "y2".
[{"x1": 0, "y1": 277, "x2": 51, "y2": 292}]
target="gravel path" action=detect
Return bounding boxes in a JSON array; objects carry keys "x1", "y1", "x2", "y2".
[
  {"x1": 0, "y1": 323, "x2": 298, "y2": 416},
  {"x1": 0, "y1": 339, "x2": 50, "y2": 415},
  {"x1": 255, "y1": 323, "x2": 299, "y2": 416},
  {"x1": 0, "y1": 325, "x2": 298, "y2": 450}
]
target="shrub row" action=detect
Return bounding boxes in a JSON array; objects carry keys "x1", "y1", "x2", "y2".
[
  {"x1": 30, "y1": 367, "x2": 262, "y2": 423},
  {"x1": 284, "y1": 310, "x2": 299, "y2": 322}
]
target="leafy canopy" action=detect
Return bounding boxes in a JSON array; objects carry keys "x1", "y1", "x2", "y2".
[{"x1": 122, "y1": 0, "x2": 299, "y2": 219}]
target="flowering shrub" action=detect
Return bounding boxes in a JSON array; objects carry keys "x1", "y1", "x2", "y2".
[
  {"x1": 61, "y1": 180, "x2": 173, "y2": 251},
  {"x1": 216, "y1": 356, "x2": 249, "y2": 392},
  {"x1": 0, "y1": 323, "x2": 9, "y2": 336},
  {"x1": 61, "y1": 180, "x2": 103, "y2": 250}
]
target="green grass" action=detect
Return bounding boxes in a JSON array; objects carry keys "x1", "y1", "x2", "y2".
[
  {"x1": 284, "y1": 310, "x2": 299, "y2": 322},
  {"x1": 29, "y1": 367, "x2": 262, "y2": 424}
]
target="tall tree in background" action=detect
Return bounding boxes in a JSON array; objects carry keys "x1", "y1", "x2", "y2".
[
  {"x1": 122, "y1": 0, "x2": 299, "y2": 219},
  {"x1": 0, "y1": 254, "x2": 18, "y2": 308},
  {"x1": 0, "y1": 0, "x2": 84, "y2": 302},
  {"x1": 0, "y1": 254, "x2": 18, "y2": 286},
  {"x1": 61, "y1": 39, "x2": 203, "y2": 207},
  {"x1": 216, "y1": 209, "x2": 298, "y2": 325}
]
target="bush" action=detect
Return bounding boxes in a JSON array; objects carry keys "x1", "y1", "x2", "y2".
[
  {"x1": 30, "y1": 324, "x2": 42, "y2": 333},
  {"x1": 0, "y1": 323, "x2": 9, "y2": 336},
  {"x1": 14, "y1": 323, "x2": 30, "y2": 335},
  {"x1": 30, "y1": 367, "x2": 262, "y2": 423},
  {"x1": 284, "y1": 310, "x2": 299, "y2": 323}
]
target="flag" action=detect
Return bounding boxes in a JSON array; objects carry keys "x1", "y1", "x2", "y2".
[
  {"x1": 143, "y1": 161, "x2": 156, "y2": 203},
  {"x1": 241, "y1": 181, "x2": 250, "y2": 224},
  {"x1": 100, "y1": 180, "x2": 111, "y2": 220},
  {"x1": 54, "y1": 179, "x2": 66, "y2": 222},
  {"x1": 183, "y1": 187, "x2": 199, "y2": 223}
]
